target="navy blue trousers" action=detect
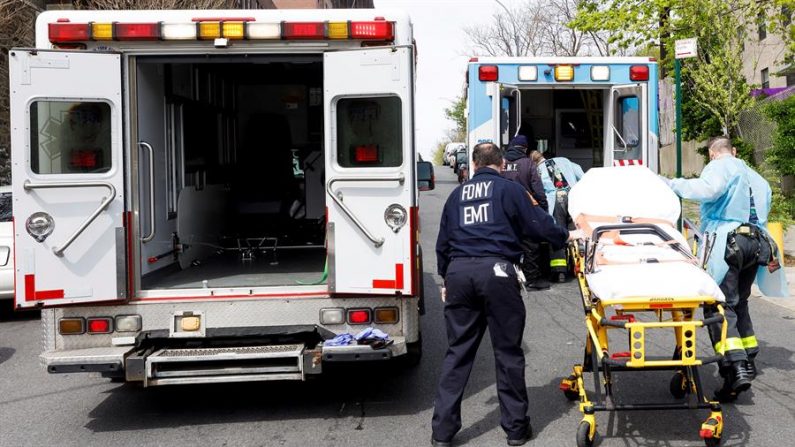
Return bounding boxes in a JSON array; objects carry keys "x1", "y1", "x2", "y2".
[{"x1": 432, "y1": 257, "x2": 529, "y2": 441}]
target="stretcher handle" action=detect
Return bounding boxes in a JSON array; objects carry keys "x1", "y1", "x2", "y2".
[
  {"x1": 603, "y1": 355, "x2": 723, "y2": 367},
  {"x1": 600, "y1": 313, "x2": 724, "y2": 329},
  {"x1": 702, "y1": 313, "x2": 725, "y2": 326}
]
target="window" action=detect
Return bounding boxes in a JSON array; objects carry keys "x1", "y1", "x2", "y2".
[
  {"x1": 30, "y1": 101, "x2": 112, "y2": 174},
  {"x1": 784, "y1": 6, "x2": 792, "y2": 28},
  {"x1": 0, "y1": 191, "x2": 11, "y2": 222},
  {"x1": 762, "y1": 68, "x2": 770, "y2": 89},
  {"x1": 759, "y1": 12, "x2": 767, "y2": 40},
  {"x1": 616, "y1": 96, "x2": 640, "y2": 148},
  {"x1": 337, "y1": 96, "x2": 402, "y2": 167},
  {"x1": 165, "y1": 103, "x2": 185, "y2": 217}
]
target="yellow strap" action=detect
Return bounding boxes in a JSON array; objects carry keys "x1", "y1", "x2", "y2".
[
  {"x1": 550, "y1": 259, "x2": 567, "y2": 267},
  {"x1": 741, "y1": 335, "x2": 759, "y2": 349}
]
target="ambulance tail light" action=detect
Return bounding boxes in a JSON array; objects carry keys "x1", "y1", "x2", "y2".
[
  {"x1": 87, "y1": 317, "x2": 113, "y2": 334},
  {"x1": 115, "y1": 23, "x2": 160, "y2": 40},
  {"x1": 59, "y1": 318, "x2": 86, "y2": 335},
  {"x1": 374, "y1": 307, "x2": 399, "y2": 324},
  {"x1": 347, "y1": 309, "x2": 372, "y2": 325},
  {"x1": 282, "y1": 22, "x2": 325, "y2": 40},
  {"x1": 478, "y1": 65, "x2": 499, "y2": 81},
  {"x1": 590, "y1": 65, "x2": 610, "y2": 81},
  {"x1": 354, "y1": 145, "x2": 379, "y2": 163},
  {"x1": 49, "y1": 22, "x2": 90, "y2": 43},
  {"x1": 350, "y1": 20, "x2": 394, "y2": 40},
  {"x1": 630, "y1": 65, "x2": 650, "y2": 81},
  {"x1": 90, "y1": 23, "x2": 114, "y2": 41},
  {"x1": 161, "y1": 22, "x2": 198, "y2": 40},
  {"x1": 115, "y1": 315, "x2": 142, "y2": 333},
  {"x1": 554, "y1": 65, "x2": 575, "y2": 81},
  {"x1": 247, "y1": 22, "x2": 281, "y2": 39}
]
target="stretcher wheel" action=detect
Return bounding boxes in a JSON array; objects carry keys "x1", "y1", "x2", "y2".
[
  {"x1": 563, "y1": 388, "x2": 579, "y2": 401},
  {"x1": 704, "y1": 438, "x2": 721, "y2": 447},
  {"x1": 669, "y1": 371, "x2": 688, "y2": 399},
  {"x1": 576, "y1": 421, "x2": 595, "y2": 447}
]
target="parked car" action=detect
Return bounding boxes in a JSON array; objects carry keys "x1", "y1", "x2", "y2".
[
  {"x1": 444, "y1": 142, "x2": 464, "y2": 167},
  {"x1": 457, "y1": 162, "x2": 468, "y2": 184},
  {"x1": 0, "y1": 186, "x2": 12, "y2": 301},
  {"x1": 453, "y1": 149, "x2": 468, "y2": 175}
]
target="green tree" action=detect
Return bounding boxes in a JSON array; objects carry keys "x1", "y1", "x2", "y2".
[
  {"x1": 444, "y1": 94, "x2": 467, "y2": 142},
  {"x1": 764, "y1": 95, "x2": 795, "y2": 177}
]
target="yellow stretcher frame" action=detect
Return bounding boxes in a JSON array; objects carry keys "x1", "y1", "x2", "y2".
[{"x1": 561, "y1": 224, "x2": 728, "y2": 447}]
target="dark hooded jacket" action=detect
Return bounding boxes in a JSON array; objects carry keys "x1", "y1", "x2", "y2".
[{"x1": 501, "y1": 145, "x2": 548, "y2": 211}]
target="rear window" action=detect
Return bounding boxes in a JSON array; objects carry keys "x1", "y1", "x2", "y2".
[
  {"x1": 30, "y1": 101, "x2": 112, "y2": 174},
  {"x1": 0, "y1": 192, "x2": 11, "y2": 222},
  {"x1": 336, "y1": 96, "x2": 402, "y2": 167}
]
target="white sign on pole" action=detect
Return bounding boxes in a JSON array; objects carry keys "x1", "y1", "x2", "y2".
[{"x1": 675, "y1": 38, "x2": 698, "y2": 59}]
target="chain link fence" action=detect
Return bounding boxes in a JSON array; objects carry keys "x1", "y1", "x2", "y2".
[{"x1": 738, "y1": 88, "x2": 795, "y2": 165}]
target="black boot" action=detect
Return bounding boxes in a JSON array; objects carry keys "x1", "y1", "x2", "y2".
[
  {"x1": 730, "y1": 361, "x2": 752, "y2": 393},
  {"x1": 745, "y1": 359, "x2": 757, "y2": 381}
]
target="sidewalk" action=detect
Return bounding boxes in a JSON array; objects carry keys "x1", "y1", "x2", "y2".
[{"x1": 755, "y1": 224, "x2": 795, "y2": 311}]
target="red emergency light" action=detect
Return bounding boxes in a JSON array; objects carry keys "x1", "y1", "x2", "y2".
[
  {"x1": 114, "y1": 23, "x2": 160, "y2": 40},
  {"x1": 630, "y1": 65, "x2": 650, "y2": 81},
  {"x1": 478, "y1": 65, "x2": 498, "y2": 81},
  {"x1": 347, "y1": 309, "x2": 372, "y2": 325},
  {"x1": 282, "y1": 22, "x2": 325, "y2": 39},
  {"x1": 48, "y1": 22, "x2": 90, "y2": 43},
  {"x1": 87, "y1": 317, "x2": 113, "y2": 334},
  {"x1": 350, "y1": 21, "x2": 394, "y2": 40},
  {"x1": 354, "y1": 145, "x2": 379, "y2": 163}
]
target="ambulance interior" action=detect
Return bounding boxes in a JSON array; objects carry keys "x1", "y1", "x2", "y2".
[
  {"x1": 499, "y1": 88, "x2": 642, "y2": 171},
  {"x1": 134, "y1": 55, "x2": 328, "y2": 290}
]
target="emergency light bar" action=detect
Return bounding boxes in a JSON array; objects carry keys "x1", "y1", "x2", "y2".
[{"x1": 48, "y1": 19, "x2": 395, "y2": 44}]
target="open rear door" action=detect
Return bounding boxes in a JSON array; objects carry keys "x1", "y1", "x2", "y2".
[
  {"x1": 606, "y1": 83, "x2": 648, "y2": 166},
  {"x1": 10, "y1": 50, "x2": 126, "y2": 308},
  {"x1": 324, "y1": 47, "x2": 415, "y2": 296},
  {"x1": 491, "y1": 83, "x2": 521, "y2": 148}
]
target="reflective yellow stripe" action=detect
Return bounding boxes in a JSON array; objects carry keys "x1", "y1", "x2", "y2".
[
  {"x1": 714, "y1": 337, "x2": 745, "y2": 354},
  {"x1": 550, "y1": 259, "x2": 567, "y2": 267},
  {"x1": 741, "y1": 335, "x2": 758, "y2": 349}
]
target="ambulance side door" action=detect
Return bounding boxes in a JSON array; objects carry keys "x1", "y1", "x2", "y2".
[
  {"x1": 606, "y1": 83, "x2": 648, "y2": 166},
  {"x1": 324, "y1": 47, "x2": 415, "y2": 296},
  {"x1": 10, "y1": 50, "x2": 127, "y2": 308},
  {"x1": 491, "y1": 83, "x2": 521, "y2": 149}
]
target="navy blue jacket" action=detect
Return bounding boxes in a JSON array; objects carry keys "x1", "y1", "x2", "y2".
[
  {"x1": 501, "y1": 146, "x2": 548, "y2": 210},
  {"x1": 436, "y1": 167, "x2": 569, "y2": 276}
]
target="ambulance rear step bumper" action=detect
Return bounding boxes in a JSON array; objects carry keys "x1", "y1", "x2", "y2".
[{"x1": 143, "y1": 344, "x2": 305, "y2": 387}]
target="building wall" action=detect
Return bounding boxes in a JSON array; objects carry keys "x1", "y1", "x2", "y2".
[{"x1": 742, "y1": 26, "x2": 790, "y2": 88}]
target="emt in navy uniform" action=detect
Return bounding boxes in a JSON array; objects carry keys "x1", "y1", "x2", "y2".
[
  {"x1": 501, "y1": 135, "x2": 551, "y2": 290},
  {"x1": 431, "y1": 142, "x2": 582, "y2": 447}
]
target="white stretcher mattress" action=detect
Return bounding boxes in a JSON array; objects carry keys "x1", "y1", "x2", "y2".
[{"x1": 569, "y1": 167, "x2": 726, "y2": 303}]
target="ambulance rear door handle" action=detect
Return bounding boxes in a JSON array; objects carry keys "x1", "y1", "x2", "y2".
[
  {"x1": 326, "y1": 174, "x2": 405, "y2": 248},
  {"x1": 138, "y1": 141, "x2": 156, "y2": 243},
  {"x1": 23, "y1": 180, "x2": 117, "y2": 257}
]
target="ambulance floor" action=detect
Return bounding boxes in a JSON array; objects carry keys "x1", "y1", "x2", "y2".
[{"x1": 141, "y1": 248, "x2": 326, "y2": 290}]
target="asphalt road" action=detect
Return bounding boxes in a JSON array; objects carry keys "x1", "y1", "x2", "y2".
[{"x1": 2, "y1": 167, "x2": 795, "y2": 447}]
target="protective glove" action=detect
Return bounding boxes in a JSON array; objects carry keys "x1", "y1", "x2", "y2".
[
  {"x1": 658, "y1": 175, "x2": 673, "y2": 187},
  {"x1": 568, "y1": 229, "x2": 586, "y2": 241}
]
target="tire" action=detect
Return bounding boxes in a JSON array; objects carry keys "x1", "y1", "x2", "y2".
[
  {"x1": 704, "y1": 438, "x2": 722, "y2": 447},
  {"x1": 402, "y1": 335, "x2": 422, "y2": 367},
  {"x1": 563, "y1": 388, "x2": 579, "y2": 401},
  {"x1": 670, "y1": 371, "x2": 688, "y2": 399},
  {"x1": 576, "y1": 421, "x2": 595, "y2": 447}
]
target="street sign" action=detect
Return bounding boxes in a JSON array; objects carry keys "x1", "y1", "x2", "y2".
[{"x1": 675, "y1": 38, "x2": 698, "y2": 59}]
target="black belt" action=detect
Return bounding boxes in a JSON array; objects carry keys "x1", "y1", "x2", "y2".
[{"x1": 732, "y1": 224, "x2": 762, "y2": 238}]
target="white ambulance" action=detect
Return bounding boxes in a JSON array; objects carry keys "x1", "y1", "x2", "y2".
[{"x1": 10, "y1": 8, "x2": 432, "y2": 386}]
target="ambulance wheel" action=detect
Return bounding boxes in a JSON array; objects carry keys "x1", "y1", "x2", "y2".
[
  {"x1": 576, "y1": 421, "x2": 595, "y2": 447},
  {"x1": 704, "y1": 438, "x2": 721, "y2": 447},
  {"x1": 670, "y1": 371, "x2": 688, "y2": 399}
]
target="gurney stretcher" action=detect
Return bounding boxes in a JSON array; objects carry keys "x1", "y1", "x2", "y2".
[{"x1": 558, "y1": 167, "x2": 729, "y2": 447}]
